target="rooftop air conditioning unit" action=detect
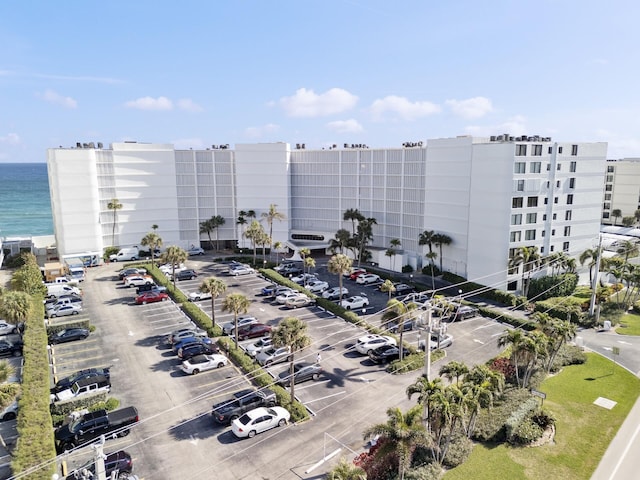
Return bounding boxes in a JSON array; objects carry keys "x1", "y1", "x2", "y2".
[
  {"x1": 97, "y1": 142, "x2": 103, "y2": 149},
  {"x1": 490, "y1": 136, "x2": 496, "y2": 141},
  {"x1": 497, "y1": 135, "x2": 504, "y2": 141}
]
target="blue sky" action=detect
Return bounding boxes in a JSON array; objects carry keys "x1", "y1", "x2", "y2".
[{"x1": 1, "y1": 0, "x2": 639, "y2": 163}]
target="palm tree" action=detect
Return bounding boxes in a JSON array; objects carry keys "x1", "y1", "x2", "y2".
[
  {"x1": 461, "y1": 364, "x2": 504, "y2": 438},
  {"x1": 381, "y1": 298, "x2": 417, "y2": 361},
  {"x1": 611, "y1": 209, "x2": 622, "y2": 225},
  {"x1": 418, "y1": 230, "x2": 436, "y2": 258},
  {"x1": 220, "y1": 293, "x2": 251, "y2": 349},
  {"x1": 199, "y1": 218, "x2": 213, "y2": 250},
  {"x1": 198, "y1": 278, "x2": 227, "y2": 330},
  {"x1": 354, "y1": 217, "x2": 377, "y2": 267},
  {"x1": 210, "y1": 215, "x2": 226, "y2": 250},
  {"x1": 271, "y1": 316, "x2": 311, "y2": 403},
  {"x1": 379, "y1": 279, "x2": 396, "y2": 299},
  {"x1": 326, "y1": 458, "x2": 366, "y2": 480},
  {"x1": 617, "y1": 239, "x2": 639, "y2": 263},
  {"x1": 635, "y1": 209, "x2": 640, "y2": 225},
  {"x1": 512, "y1": 246, "x2": 540, "y2": 297},
  {"x1": 497, "y1": 329, "x2": 527, "y2": 387},
  {"x1": 273, "y1": 241, "x2": 283, "y2": 264},
  {"x1": 141, "y1": 232, "x2": 163, "y2": 268},
  {"x1": 261, "y1": 204, "x2": 286, "y2": 258},
  {"x1": 327, "y1": 254, "x2": 353, "y2": 303},
  {"x1": 304, "y1": 257, "x2": 316, "y2": 285},
  {"x1": 0, "y1": 291, "x2": 31, "y2": 328},
  {"x1": 0, "y1": 361, "x2": 15, "y2": 384},
  {"x1": 236, "y1": 211, "x2": 248, "y2": 248},
  {"x1": 388, "y1": 238, "x2": 401, "y2": 271},
  {"x1": 244, "y1": 220, "x2": 265, "y2": 265},
  {"x1": 344, "y1": 208, "x2": 364, "y2": 236},
  {"x1": 362, "y1": 405, "x2": 429, "y2": 480},
  {"x1": 580, "y1": 247, "x2": 601, "y2": 284},
  {"x1": 622, "y1": 216, "x2": 635, "y2": 227},
  {"x1": 299, "y1": 248, "x2": 311, "y2": 275},
  {"x1": 432, "y1": 233, "x2": 452, "y2": 273},
  {"x1": 161, "y1": 246, "x2": 188, "y2": 288},
  {"x1": 151, "y1": 224, "x2": 159, "y2": 231},
  {"x1": 425, "y1": 251, "x2": 437, "y2": 290},
  {"x1": 534, "y1": 313, "x2": 577, "y2": 372},
  {"x1": 107, "y1": 198, "x2": 123, "y2": 246},
  {"x1": 407, "y1": 375, "x2": 444, "y2": 431},
  {"x1": 329, "y1": 229, "x2": 353, "y2": 255},
  {"x1": 438, "y1": 361, "x2": 469, "y2": 387}
]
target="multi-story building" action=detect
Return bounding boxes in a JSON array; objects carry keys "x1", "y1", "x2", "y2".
[
  {"x1": 47, "y1": 135, "x2": 607, "y2": 292},
  {"x1": 601, "y1": 158, "x2": 640, "y2": 225}
]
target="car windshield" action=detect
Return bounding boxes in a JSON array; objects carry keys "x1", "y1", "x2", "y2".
[
  {"x1": 238, "y1": 413, "x2": 251, "y2": 425},
  {"x1": 68, "y1": 417, "x2": 83, "y2": 433}
]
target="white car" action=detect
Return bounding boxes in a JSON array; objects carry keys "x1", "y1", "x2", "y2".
[
  {"x1": 231, "y1": 406, "x2": 290, "y2": 438},
  {"x1": 284, "y1": 296, "x2": 315, "y2": 309},
  {"x1": 47, "y1": 303, "x2": 83, "y2": 318},
  {"x1": 0, "y1": 400, "x2": 18, "y2": 421},
  {"x1": 355, "y1": 334, "x2": 397, "y2": 355},
  {"x1": 306, "y1": 280, "x2": 329, "y2": 293},
  {"x1": 420, "y1": 333, "x2": 454, "y2": 351},
  {"x1": 340, "y1": 295, "x2": 369, "y2": 310},
  {"x1": 124, "y1": 275, "x2": 154, "y2": 287},
  {"x1": 188, "y1": 291, "x2": 212, "y2": 302},
  {"x1": 222, "y1": 316, "x2": 258, "y2": 335},
  {"x1": 256, "y1": 346, "x2": 291, "y2": 366},
  {"x1": 245, "y1": 337, "x2": 273, "y2": 357},
  {"x1": 356, "y1": 273, "x2": 381, "y2": 285},
  {"x1": 187, "y1": 246, "x2": 205, "y2": 256},
  {"x1": 159, "y1": 263, "x2": 186, "y2": 275},
  {"x1": 322, "y1": 287, "x2": 349, "y2": 300},
  {"x1": 229, "y1": 265, "x2": 256, "y2": 276},
  {"x1": 275, "y1": 291, "x2": 306, "y2": 305},
  {"x1": 0, "y1": 321, "x2": 19, "y2": 336},
  {"x1": 180, "y1": 353, "x2": 228, "y2": 375},
  {"x1": 290, "y1": 273, "x2": 317, "y2": 285}
]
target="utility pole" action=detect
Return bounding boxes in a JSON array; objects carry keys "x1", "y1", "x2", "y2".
[
  {"x1": 424, "y1": 308, "x2": 433, "y2": 381},
  {"x1": 589, "y1": 234, "x2": 603, "y2": 317},
  {"x1": 92, "y1": 435, "x2": 107, "y2": 480}
]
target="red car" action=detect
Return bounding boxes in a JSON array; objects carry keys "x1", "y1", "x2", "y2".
[
  {"x1": 237, "y1": 323, "x2": 272, "y2": 341},
  {"x1": 349, "y1": 269, "x2": 367, "y2": 281},
  {"x1": 135, "y1": 291, "x2": 169, "y2": 305}
]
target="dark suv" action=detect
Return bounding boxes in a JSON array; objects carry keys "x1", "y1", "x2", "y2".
[
  {"x1": 174, "y1": 269, "x2": 198, "y2": 281},
  {"x1": 66, "y1": 450, "x2": 133, "y2": 479}
]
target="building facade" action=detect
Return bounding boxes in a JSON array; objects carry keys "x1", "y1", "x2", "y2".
[
  {"x1": 47, "y1": 135, "x2": 607, "y2": 291},
  {"x1": 601, "y1": 158, "x2": 640, "y2": 225}
]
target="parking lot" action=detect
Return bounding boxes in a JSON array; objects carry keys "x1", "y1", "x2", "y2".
[{"x1": 46, "y1": 255, "x2": 506, "y2": 479}]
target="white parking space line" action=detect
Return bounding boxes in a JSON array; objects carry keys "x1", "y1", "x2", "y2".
[{"x1": 302, "y1": 390, "x2": 347, "y2": 404}]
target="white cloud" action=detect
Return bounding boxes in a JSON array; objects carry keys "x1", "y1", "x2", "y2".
[
  {"x1": 326, "y1": 119, "x2": 364, "y2": 134},
  {"x1": 40, "y1": 89, "x2": 77, "y2": 109},
  {"x1": 0, "y1": 133, "x2": 20, "y2": 145},
  {"x1": 464, "y1": 115, "x2": 528, "y2": 137},
  {"x1": 278, "y1": 88, "x2": 358, "y2": 117},
  {"x1": 446, "y1": 97, "x2": 493, "y2": 119},
  {"x1": 177, "y1": 98, "x2": 204, "y2": 112},
  {"x1": 172, "y1": 138, "x2": 205, "y2": 149},
  {"x1": 245, "y1": 123, "x2": 280, "y2": 138},
  {"x1": 370, "y1": 95, "x2": 440, "y2": 121},
  {"x1": 124, "y1": 96, "x2": 173, "y2": 111}
]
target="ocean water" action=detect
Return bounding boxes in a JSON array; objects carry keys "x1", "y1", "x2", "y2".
[{"x1": 0, "y1": 163, "x2": 53, "y2": 237}]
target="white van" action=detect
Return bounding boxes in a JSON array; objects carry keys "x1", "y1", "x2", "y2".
[
  {"x1": 68, "y1": 267, "x2": 85, "y2": 282},
  {"x1": 45, "y1": 284, "x2": 81, "y2": 299},
  {"x1": 109, "y1": 247, "x2": 140, "y2": 262}
]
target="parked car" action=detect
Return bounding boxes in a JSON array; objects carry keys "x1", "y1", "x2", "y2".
[
  {"x1": 355, "y1": 334, "x2": 397, "y2": 355},
  {"x1": 222, "y1": 316, "x2": 258, "y2": 335},
  {"x1": 49, "y1": 328, "x2": 89, "y2": 344},
  {"x1": 452, "y1": 306, "x2": 479, "y2": 321},
  {"x1": 118, "y1": 267, "x2": 147, "y2": 280},
  {"x1": 135, "y1": 283, "x2": 167, "y2": 295},
  {"x1": 245, "y1": 337, "x2": 273, "y2": 357},
  {"x1": 173, "y1": 269, "x2": 198, "y2": 281},
  {"x1": 256, "y1": 346, "x2": 291, "y2": 366},
  {"x1": 231, "y1": 406, "x2": 290, "y2": 438},
  {"x1": 52, "y1": 367, "x2": 111, "y2": 394},
  {"x1": 390, "y1": 283, "x2": 415, "y2": 296},
  {"x1": 237, "y1": 323, "x2": 272, "y2": 341},
  {"x1": 419, "y1": 333, "x2": 454, "y2": 351},
  {"x1": 178, "y1": 341, "x2": 219, "y2": 360},
  {"x1": 172, "y1": 334, "x2": 212, "y2": 354},
  {"x1": 349, "y1": 269, "x2": 367, "y2": 280},
  {"x1": 322, "y1": 287, "x2": 349, "y2": 300},
  {"x1": 387, "y1": 320, "x2": 415, "y2": 333},
  {"x1": 212, "y1": 388, "x2": 277, "y2": 425},
  {"x1": 340, "y1": 295, "x2": 370, "y2": 310},
  {"x1": 180, "y1": 353, "x2": 228, "y2": 375},
  {"x1": 306, "y1": 280, "x2": 329, "y2": 294},
  {"x1": 290, "y1": 273, "x2": 317, "y2": 285},
  {"x1": 356, "y1": 273, "x2": 381, "y2": 285},
  {"x1": 51, "y1": 374, "x2": 111, "y2": 403},
  {"x1": 47, "y1": 303, "x2": 82, "y2": 318},
  {"x1": 187, "y1": 245, "x2": 205, "y2": 256},
  {"x1": 135, "y1": 291, "x2": 169, "y2": 305},
  {"x1": 284, "y1": 296, "x2": 315, "y2": 309},
  {"x1": 44, "y1": 293, "x2": 82, "y2": 307},
  {"x1": 188, "y1": 290, "x2": 212, "y2": 302},
  {"x1": 266, "y1": 286, "x2": 293, "y2": 299},
  {"x1": 160, "y1": 263, "x2": 186, "y2": 275},
  {"x1": 344, "y1": 267, "x2": 366, "y2": 278},
  {"x1": 167, "y1": 327, "x2": 206, "y2": 345},
  {"x1": 274, "y1": 263, "x2": 303, "y2": 276},
  {"x1": 368, "y1": 345, "x2": 409, "y2": 364},
  {"x1": 277, "y1": 362, "x2": 322, "y2": 386},
  {"x1": 229, "y1": 265, "x2": 256, "y2": 276},
  {"x1": 0, "y1": 400, "x2": 18, "y2": 421},
  {"x1": 0, "y1": 339, "x2": 22, "y2": 357},
  {"x1": 261, "y1": 284, "x2": 279, "y2": 296},
  {"x1": 124, "y1": 275, "x2": 154, "y2": 287},
  {"x1": 275, "y1": 291, "x2": 306, "y2": 305},
  {"x1": 66, "y1": 450, "x2": 133, "y2": 480},
  {"x1": 0, "y1": 321, "x2": 19, "y2": 336}
]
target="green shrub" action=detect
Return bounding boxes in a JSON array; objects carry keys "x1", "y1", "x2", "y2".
[
  {"x1": 551, "y1": 344, "x2": 587, "y2": 371},
  {"x1": 46, "y1": 319, "x2": 91, "y2": 336},
  {"x1": 405, "y1": 462, "x2": 445, "y2": 480},
  {"x1": 504, "y1": 397, "x2": 539, "y2": 441},
  {"x1": 510, "y1": 418, "x2": 544, "y2": 445},
  {"x1": 527, "y1": 273, "x2": 578, "y2": 301},
  {"x1": 49, "y1": 392, "x2": 109, "y2": 417},
  {"x1": 3, "y1": 254, "x2": 26, "y2": 268},
  {"x1": 534, "y1": 300, "x2": 584, "y2": 324},
  {"x1": 532, "y1": 409, "x2": 555, "y2": 429},
  {"x1": 442, "y1": 431, "x2": 474, "y2": 468},
  {"x1": 472, "y1": 388, "x2": 531, "y2": 442},
  {"x1": 103, "y1": 246, "x2": 119, "y2": 262},
  {"x1": 421, "y1": 265, "x2": 441, "y2": 276},
  {"x1": 402, "y1": 265, "x2": 414, "y2": 273},
  {"x1": 477, "y1": 305, "x2": 536, "y2": 330}
]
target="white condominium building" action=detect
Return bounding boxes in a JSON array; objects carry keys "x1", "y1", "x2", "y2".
[
  {"x1": 601, "y1": 158, "x2": 640, "y2": 225},
  {"x1": 47, "y1": 135, "x2": 607, "y2": 291}
]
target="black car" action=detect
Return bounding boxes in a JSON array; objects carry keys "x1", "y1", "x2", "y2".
[
  {"x1": 66, "y1": 450, "x2": 133, "y2": 479},
  {"x1": 48, "y1": 328, "x2": 90, "y2": 345},
  {"x1": 277, "y1": 362, "x2": 322, "y2": 386},
  {"x1": 118, "y1": 267, "x2": 146, "y2": 280},
  {"x1": 0, "y1": 340, "x2": 22, "y2": 358},
  {"x1": 391, "y1": 283, "x2": 415, "y2": 296},
  {"x1": 368, "y1": 345, "x2": 409, "y2": 364},
  {"x1": 51, "y1": 367, "x2": 111, "y2": 394},
  {"x1": 178, "y1": 342, "x2": 219, "y2": 360},
  {"x1": 174, "y1": 269, "x2": 198, "y2": 281},
  {"x1": 135, "y1": 283, "x2": 167, "y2": 295}
]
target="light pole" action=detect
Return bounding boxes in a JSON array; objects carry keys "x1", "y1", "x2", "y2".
[{"x1": 423, "y1": 308, "x2": 433, "y2": 381}]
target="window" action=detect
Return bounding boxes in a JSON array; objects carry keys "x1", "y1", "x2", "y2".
[
  {"x1": 567, "y1": 194, "x2": 574, "y2": 205},
  {"x1": 552, "y1": 213, "x2": 557, "y2": 220},
  {"x1": 571, "y1": 145, "x2": 578, "y2": 155},
  {"x1": 516, "y1": 144, "x2": 527, "y2": 156},
  {"x1": 526, "y1": 213, "x2": 537, "y2": 223},
  {"x1": 565, "y1": 210, "x2": 572, "y2": 221},
  {"x1": 543, "y1": 214, "x2": 547, "y2": 220},
  {"x1": 527, "y1": 196, "x2": 538, "y2": 207},
  {"x1": 603, "y1": 212, "x2": 610, "y2": 219},
  {"x1": 533, "y1": 145, "x2": 542, "y2": 156},
  {"x1": 510, "y1": 231, "x2": 522, "y2": 242},
  {"x1": 512, "y1": 197, "x2": 523, "y2": 208},
  {"x1": 546, "y1": 181, "x2": 550, "y2": 188},
  {"x1": 558, "y1": 146, "x2": 563, "y2": 154},
  {"x1": 516, "y1": 179, "x2": 525, "y2": 191},
  {"x1": 557, "y1": 163, "x2": 561, "y2": 171},
  {"x1": 541, "y1": 246, "x2": 545, "y2": 253},
  {"x1": 550, "y1": 245, "x2": 555, "y2": 252},
  {"x1": 530, "y1": 161, "x2": 541, "y2": 173},
  {"x1": 569, "y1": 178, "x2": 575, "y2": 188},
  {"x1": 511, "y1": 214, "x2": 522, "y2": 225},
  {"x1": 542, "y1": 230, "x2": 545, "y2": 237},
  {"x1": 554, "y1": 197, "x2": 559, "y2": 204},
  {"x1": 605, "y1": 193, "x2": 612, "y2": 200},
  {"x1": 603, "y1": 203, "x2": 611, "y2": 210},
  {"x1": 525, "y1": 229, "x2": 536, "y2": 241},
  {"x1": 570, "y1": 161, "x2": 577, "y2": 172},
  {"x1": 514, "y1": 162, "x2": 526, "y2": 173},
  {"x1": 605, "y1": 185, "x2": 613, "y2": 191},
  {"x1": 552, "y1": 229, "x2": 556, "y2": 236},
  {"x1": 544, "y1": 198, "x2": 548, "y2": 205},
  {"x1": 546, "y1": 163, "x2": 551, "y2": 171},
  {"x1": 607, "y1": 165, "x2": 615, "y2": 173},
  {"x1": 548, "y1": 147, "x2": 553, "y2": 154},
  {"x1": 507, "y1": 281, "x2": 518, "y2": 291},
  {"x1": 563, "y1": 241, "x2": 570, "y2": 252},
  {"x1": 556, "y1": 180, "x2": 561, "y2": 188},
  {"x1": 564, "y1": 226, "x2": 571, "y2": 236},
  {"x1": 606, "y1": 175, "x2": 614, "y2": 182}
]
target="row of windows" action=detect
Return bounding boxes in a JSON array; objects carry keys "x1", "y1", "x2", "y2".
[
  {"x1": 514, "y1": 161, "x2": 577, "y2": 174},
  {"x1": 511, "y1": 210, "x2": 573, "y2": 225},
  {"x1": 512, "y1": 195, "x2": 573, "y2": 208},
  {"x1": 510, "y1": 226, "x2": 571, "y2": 242},
  {"x1": 515, "y1": 145, "x2": 578, "y2": 156}
]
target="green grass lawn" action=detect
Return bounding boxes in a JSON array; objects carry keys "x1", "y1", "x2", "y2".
[
  {"x1": 615, "y1": 311, "x2": 640, "y2": 335},
  {"x1": 444, "y1": 353, "x2": 640, "y2": 480}
]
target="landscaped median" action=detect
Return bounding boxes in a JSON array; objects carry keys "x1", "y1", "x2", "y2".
[{"x1": 444, "y1": 353, "x2": 640, "y2": 480}]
